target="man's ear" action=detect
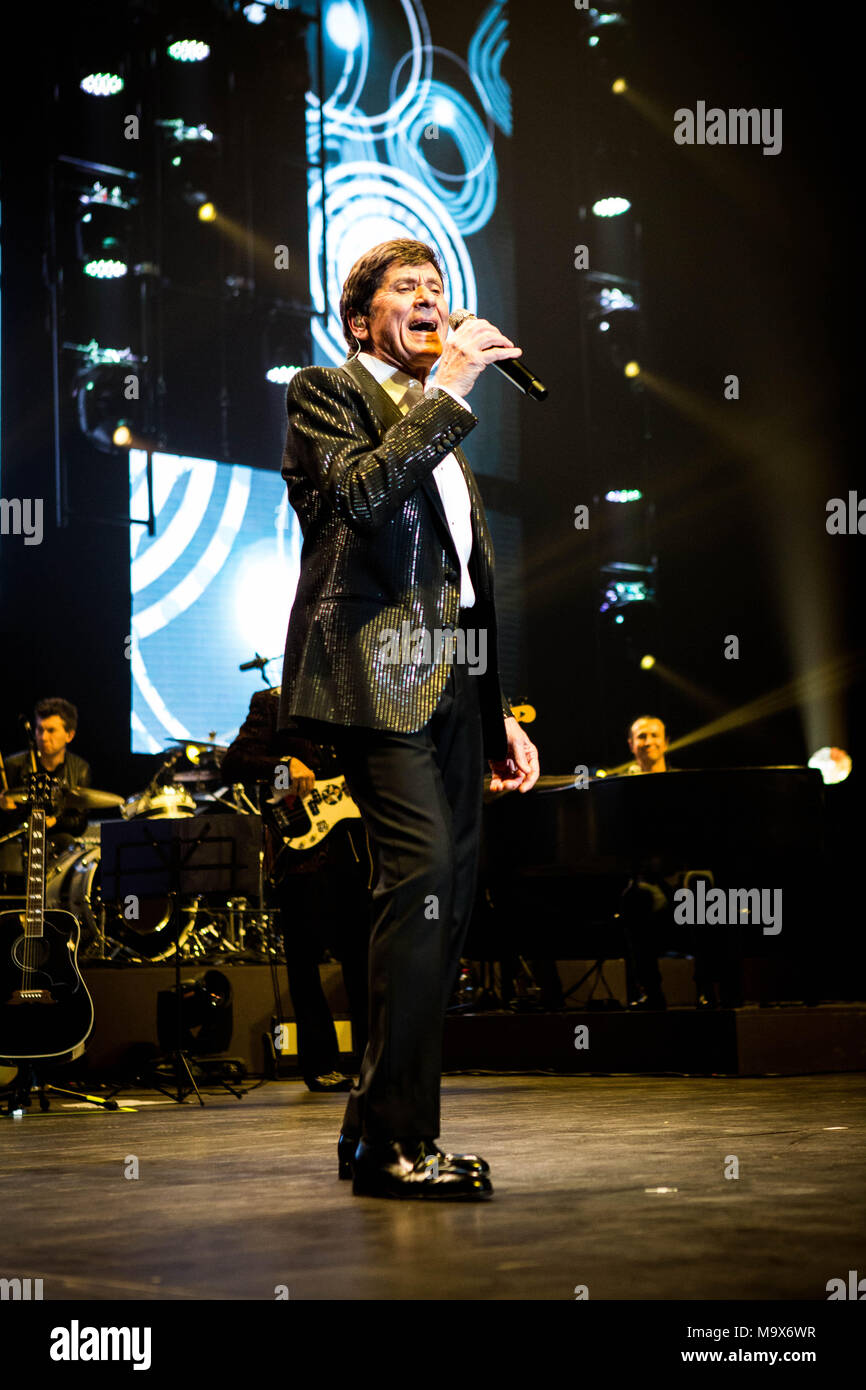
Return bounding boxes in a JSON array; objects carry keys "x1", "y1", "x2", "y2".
[{"x1": 349, "y1": 315, "x2": 368, "y2": 342}]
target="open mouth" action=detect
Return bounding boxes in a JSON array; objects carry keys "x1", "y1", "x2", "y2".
[{"x1": 408, "y1": 318, "x2": 438, "y2": 334}]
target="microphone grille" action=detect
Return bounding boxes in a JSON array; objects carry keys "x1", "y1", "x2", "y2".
[{"x1": 448, "y1": 308, "x2": 475, "y2": 331}]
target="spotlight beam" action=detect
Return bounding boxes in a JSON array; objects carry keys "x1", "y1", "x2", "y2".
[{"x1": 666, "y1": 652, "x2": 863, "y2": 758}]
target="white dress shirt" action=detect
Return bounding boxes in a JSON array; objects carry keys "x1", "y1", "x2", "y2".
[{"x1": 356, "y1": 350, "x2": 476, "y2": 609}]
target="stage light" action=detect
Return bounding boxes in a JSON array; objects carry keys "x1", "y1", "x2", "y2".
[
  {"x1": 243, "y1": 3, "x2": 268, "y2": 22},
  {"x1": 605, "y1": 489, "x2": 642, "y2": 502},
  {"x1": 808, "y1": 747, "x2": 853, "y2": 785},
  {"x1": 74, "y1": 364, "x2": 137, "y2": 455},
  {"x1": 158, "y1": 119, "x2": 215, "y2": 146},
  {"x1": 592, "y1": 197, "x2": 631, "y2": 218},
  {"x1": 80, "y1": 72, "x2": 124, "y2": 96},
  {"x1": 615, "y1": 615, "x2": 624, "y2": 624},
  {"x1": 326, "y1": 1, "x2": 362, "y2": 51},
  {"x1": 592, "y1": 304, "x2": 640, "y2": 377},
  {"x1": 624, "y1": 360, "x2": 640, "y2": 378},
  {"x1": 599, "y1": 562, "x2": 656, "y2": 616},
  {"x1": 612, "y1": 78, "x2": 627, "y2": 94},
  {"x1": 601, "y1": 581, "x2": 651, "y2": 614},
  {"x1": 167, "y1": 39, "x2": 210, "y2": 62},
  {"x1": 599, "y1": 287, "x2": 635, "y2": 311},
  {"x1": 266, "y1": 365, "x2": 302, "y2": 385},
  {"x1": 68, "y1": 340, "x2": 137, "y2": 369},
  {"x1": 83, "y1": 258, "x2": 127, "y2": 279},
  {"x1": 197, "y1": 201, "x2": 216, "y2": 222},
  {"x1": 157, "y1": 970, "x2": 233, "y2": 1056},
  {"x1": 589, "y1": 7, "x2": 626, "y2": 27},
  {"x1": 640, "y1": 654, "x2": 656, "y2": 670},
  {"x1": 77, "y1": 185, "x2": 132, "y2": 278}
]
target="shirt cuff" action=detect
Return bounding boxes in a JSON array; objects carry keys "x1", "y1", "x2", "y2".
[{"x1": 426, "y1": 381, "x2": 471, "y2": 414}]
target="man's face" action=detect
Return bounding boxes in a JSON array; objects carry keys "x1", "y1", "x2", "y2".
[
  {"x1": 628, "y1": 718, "x2": 667, "y2": 770},
  {"x1": 350, "y1": 261, "x2": 448, "y2": 377},
  {"x1": 35, "y1": 716, "x2": 74, "y2": 759}
]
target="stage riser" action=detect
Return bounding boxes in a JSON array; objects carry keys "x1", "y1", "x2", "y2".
[
  {"x1": 442, "y1": 1009, "x2": 866, "y2": 1075},
  {"x1": 81, "y1": 962, "x2": 352, "y2": 1075},
  {"x1": 75, "y1": 961, "x2": 866, "y2": 1079}
]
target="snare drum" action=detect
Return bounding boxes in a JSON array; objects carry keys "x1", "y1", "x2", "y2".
[{"x1": 122, "y1": 785, "x2": 197, "y2": 819}]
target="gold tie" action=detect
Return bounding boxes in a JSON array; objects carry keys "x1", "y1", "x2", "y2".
[{"x1": 400, "y1": 380, "x2": 424, "y2": 413}]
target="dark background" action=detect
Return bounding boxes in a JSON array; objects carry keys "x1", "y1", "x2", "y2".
[{"x1": 1, "y1": 1, "x2": 860, "y2": 923}]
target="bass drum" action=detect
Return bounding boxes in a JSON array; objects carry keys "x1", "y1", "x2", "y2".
[
  {"x1": 44, "y1": 843, "x2": 104, "y2": 956},
  {"x1": 45, "y1": 844, "x2": 195, "y2": 961}
]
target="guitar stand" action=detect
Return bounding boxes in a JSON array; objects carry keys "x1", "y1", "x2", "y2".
[{"x1": 1, "y1": 1061, "x2": 120, "y2": 1116}]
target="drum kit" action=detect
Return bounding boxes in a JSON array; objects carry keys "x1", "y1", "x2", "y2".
[{"x1": 0, "y1": 739, "x2": 281, "y2": 965}]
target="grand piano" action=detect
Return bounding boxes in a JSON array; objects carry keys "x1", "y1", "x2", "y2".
[{"x1": 474, "y1": 767, "x2": 825, "y2": 968}]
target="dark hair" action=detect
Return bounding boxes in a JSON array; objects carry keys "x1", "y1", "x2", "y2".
[
  {"x1": 627, "y1": 715, "x2": 667, "y2": 741},
  {"x1": 339, "y1": 239, "x2": 445, "y2": 353},
  {"x1": 35, "y1": 697, "x2": 78, "y2": 733}
]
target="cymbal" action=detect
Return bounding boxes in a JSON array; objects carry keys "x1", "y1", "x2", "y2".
[
  {"x1": 63, "y1": 787, "x2": 126, "y2": 809},
  {"x1": 4, "y1": 786, "x2": 125, "y2": 809},
  {"x1": 165, "y1": 739, "x2": 227, "y2": 751}
]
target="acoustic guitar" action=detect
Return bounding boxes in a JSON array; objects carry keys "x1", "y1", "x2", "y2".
[{"x1": 0, "y1": 773, "x2": 94, "y2": 1061}]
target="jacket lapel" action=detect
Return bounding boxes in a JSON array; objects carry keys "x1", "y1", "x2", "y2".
[
  {"x1": 340, "y1": 357, "x2": 402, "y2": 431},
  {"x1": 339, "y1": 357, "x2": 458, "y2": 560}
]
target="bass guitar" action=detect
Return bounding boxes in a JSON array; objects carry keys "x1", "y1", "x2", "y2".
[
  {"x1": 0, "y1": 773, "x2": 94, "y2": 1061},
  {"x1": 264, "y1": 775, "x2": 362, "y2": 854}
]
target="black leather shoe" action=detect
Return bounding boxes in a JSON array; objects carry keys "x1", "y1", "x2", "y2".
[
  {"x1": 350, "y1": 1138, "x2": 493, "y2": 1200},
  {"x1": 628, "y1": 991, "x2": 667, "y2": 1011},
  {"x1": 337, "y1": 1132, "x2": 489, "y2": 1180},
  {"x1": 304, "y1": 1072, "x2": 355, "y2": 1092}
]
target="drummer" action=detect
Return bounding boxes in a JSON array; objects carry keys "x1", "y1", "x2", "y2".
[{"x1": 0, "y1": 698, "x2": 92, "y2": 844}]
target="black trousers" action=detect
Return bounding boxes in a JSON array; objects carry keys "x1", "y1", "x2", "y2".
[
  {"x1": 302, "y1": 657, "x2": 484, "y2": 1142},
  {"x1": 276, "y1": 824, "x2": 370, "y2": 1078}
]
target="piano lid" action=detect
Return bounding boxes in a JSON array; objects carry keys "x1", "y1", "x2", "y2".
[{"x1": 483, "y1": 767, "x2": 825, "y2": 876}]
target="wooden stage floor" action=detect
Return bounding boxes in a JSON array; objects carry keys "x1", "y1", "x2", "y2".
[{"x1": 2, "y1": 1072, "x2": 864, "y2": 1302}]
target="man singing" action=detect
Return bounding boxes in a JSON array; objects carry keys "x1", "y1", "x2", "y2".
[{"x1": 278, "y1": 238, "x2": 539, "y2": 1199}]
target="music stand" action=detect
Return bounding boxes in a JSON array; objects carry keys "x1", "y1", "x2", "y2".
[{"x1": 101, "y1": 816, "x2": 259, "y2": 1104}]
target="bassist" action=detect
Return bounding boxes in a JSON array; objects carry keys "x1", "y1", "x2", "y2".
[{"x1": 222, "y1": 688, "x2": 371, "y2": 1092}]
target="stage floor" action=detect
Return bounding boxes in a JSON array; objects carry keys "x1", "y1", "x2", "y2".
[{"x1": 2, "y1": 1073, "x2": 863, "y2": 1301}]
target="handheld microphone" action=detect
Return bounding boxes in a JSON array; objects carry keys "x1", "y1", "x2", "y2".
[{"x1": 448, "y1": 309, "x2": 548, "y2": 401}]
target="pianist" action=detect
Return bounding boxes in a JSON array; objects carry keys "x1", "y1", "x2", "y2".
[{"x1": 620, "y1": 715, "x2": 728, "y2": 1009}]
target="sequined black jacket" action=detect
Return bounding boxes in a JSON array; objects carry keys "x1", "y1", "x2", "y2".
[{"x1": 278, "y1": 356, "x2": 511, "y2": 759}]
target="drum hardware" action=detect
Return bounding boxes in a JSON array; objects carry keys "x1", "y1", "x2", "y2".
[
  {"x1": 174, "y1": 769, "x2": 221, "y2": 787},
  {"x1": 191, "y1": 899, "x2": 282, "y2": 959},
  {"x1": 121, "y1": 784, "x2": 197, "y2": 820},
  {"x1": 122, "y1": 746, "x2": 189, "y2": 823},
  {"x1": 208, "y1": 784, "x2": 259, "y2": 815},
  {"x1": 0, "y1": 826, "x2": 26, "y2": 893}
]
